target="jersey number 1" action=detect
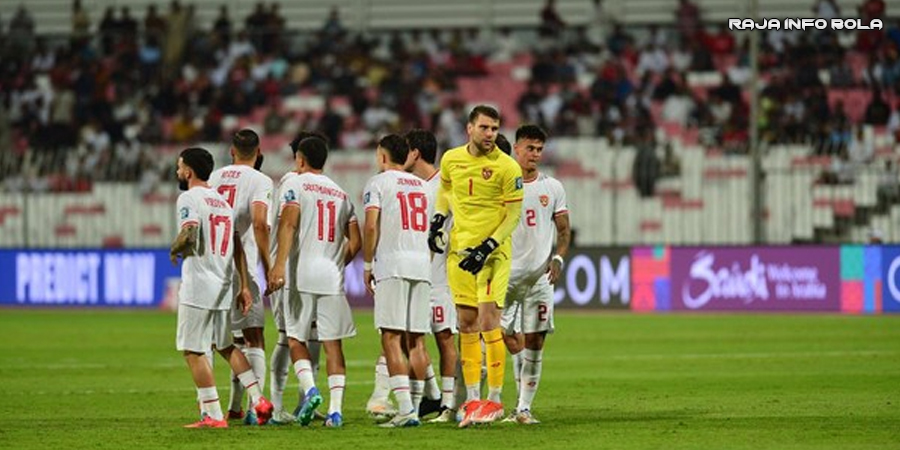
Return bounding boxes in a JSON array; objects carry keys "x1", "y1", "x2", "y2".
[
  {"x1": 397, "y1": 192, "x2": 427, "y2": 232},
  {"x1": 317, "y1": 200, "x2": 337, "y2": 242},
  {"x1": 209, "y1": 214, "x2": 232, "y2": 256}
]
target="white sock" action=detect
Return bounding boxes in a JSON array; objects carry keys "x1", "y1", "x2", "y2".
[
  {"x1": 269, "y1": 333, "x2": 290, "y2": 412},
  {"x1": 328, "y1": 375, "x2": 346, "y2": 415},
  {"x1": 424, "y1": 365, "x2": 441, "y2": 400},
  {"x1": 245, "y1": 347, "x2": 267, "y2": 394},
  {"x1": 487, "y1": 387, "x2": 502, "y2": 403},
  {"x1": 410, "y1": 379, "x2": 425, "y2": 415},
  {"x1": 511, "y1": 351, "x2": 523, "y2": 397},
  {"x1": 454, "y1": 360, "x2": 467, "y2": 407},
  {"x1": 441, "y1": 376, "x2": 456, "y2": 409},
  {"x1": 236, "y1": 369, "x2": 263, "y2": 407},
  {"x1": 371, "y1": 355, "x2": 390, "y2": 402},
  {"x1": 228, "y1": 343, "x2": 245, "y2": 412},
  {"x1": 389, "y1": 375, "x2": 414, "y2": 416},
  {"x1": 197, "y1": 386, "x2": 223, "y2": 421},
  {"x1": 517, "y1": 348, "x2": 543, "y2": 412},
  {"x1": 309, "y1": 340, "x2": 322, "y2": 379},
  {"x1": 293, "y1": 359, "x2": 316, "y2": 395},
  {"x1": 466, "y1": 384, "x2": 480, "y2": 402}
]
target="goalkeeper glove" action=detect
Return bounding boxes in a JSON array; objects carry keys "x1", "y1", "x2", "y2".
[
  {"x1": 458, "y1": 237, "x2": 498, "y2": 274},
  {"x1": 428, "y1": 213, "x2": 447, "y2": 254}
]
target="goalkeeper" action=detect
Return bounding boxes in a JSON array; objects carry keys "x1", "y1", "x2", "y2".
[{"x1": 428, "y1": 105, "x2": 523, "y2": 426}]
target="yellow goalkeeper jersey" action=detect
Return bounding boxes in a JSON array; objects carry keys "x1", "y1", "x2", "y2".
[{"x1": 439, "y1": 143, "x2": 524, "y2": 252}]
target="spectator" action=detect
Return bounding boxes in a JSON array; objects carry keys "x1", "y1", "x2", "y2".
[
  {"x1": 633, "y1": 129, "x2": 661, "y2": 197},
  {"x1": 144, "y1": 4, "x2": 166, "y2": 42},
  {"x1": 171, "y1": 108, "x2": 198, "y2": 143},
  {"x1": 813, "y1": 0, "x2": 841, "y2": 19},
  {"x1": 705, "y1": 25, "x2": 735, "y2": 56},
  {"x1": 323, "y1": 6, "x2": 345, "y2": 38},
  {"x1": 164, "y1": 0, "x2": 189, "y2": 73},
  {"x1": 72, "y1": 0, "x2": 91, "y2": 40},
  {"x1": 864, "y1": 90, "x2": 891, "y2": 125},
  {"x1": 213, "y1": 6, "x2": 232, "y2": 44},
  {"x1": 589, "y1": 0, "x2": 619, "y2": 47},
  {"x1": 263, "y1": 106, "x2": 286, "y2": 135},
  {"x1": 860, "y1": 0, "x2": 886, "y2": 20},
  {"x1": 8, "y1": 5, "x2": 35, "y2": 55},
  {"x1": 98, "y1": 7, "x2": 117, "y2": 55},
  {"x1": 848, "y1": 128, "x2": 874, "y2": 163},
  {"x1": 675, "y1": 0, "x2": 701, "y2": 41},
  {"x1": 539, "y1": 0, "x2": 565, "y2": 38},
  {"x1": 877, "y1": 159, "x2": 900, "y2": 206}
]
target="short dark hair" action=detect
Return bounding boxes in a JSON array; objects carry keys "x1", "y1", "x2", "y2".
[
  {"x1": 378, "y1": 134, "x2": 409, "y2": 165},
  {"x1": 404, "y1": 129, "x2": 437, "y2": 164},
  {"x1": 180, "y1": 147, "x2": 214, "y2": 181},
  {"x1": 515, "y1": 124, "x2": 548, "y2": 143},
  {"x1": 468, "y1": 105, "x2": 500, "y2": 124},
  {"x1": 232, "y1": 129, "x2": 260, "y2": 158},
  {"x1": 290, "y1": 130, "x2": 329, "y2": 156},
  {"x1": 297, "y1": 137, "x2": 328, "y2": 170},
  {"x1": 495, "y1": 134, "x2": 512, "y2": 155}
]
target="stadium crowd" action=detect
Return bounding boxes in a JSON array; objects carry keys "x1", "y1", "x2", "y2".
[{"x1": 0, "y1": 0, "x2": 896, "y2": 193}]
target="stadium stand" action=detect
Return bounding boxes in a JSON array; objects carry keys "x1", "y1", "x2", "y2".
[{"x1": 2, "y1": 0, "x2": 900, "y2": 247}]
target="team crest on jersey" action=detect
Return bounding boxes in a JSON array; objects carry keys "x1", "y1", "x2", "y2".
[
  {"x1": 482, "y1": 168, "x2": 493, "y2": 180},
  {"x1": 180, "y1": 207, "x2": 189, "y2": 219},
  {"x1": 540, "y1": 195, "x2": 550, "y2": 207}
]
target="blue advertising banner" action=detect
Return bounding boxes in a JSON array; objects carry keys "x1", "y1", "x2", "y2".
[
  {"x1": 879, "y1": 246, "x2": 900, "y2": 313},
  {"x1": 0, "y1": 249, "x2": 182, "y2": 307}
]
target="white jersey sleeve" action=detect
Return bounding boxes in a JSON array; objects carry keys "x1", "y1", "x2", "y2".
[
  {"x1": 176, "y1": 187, "x2": 235, "y2": 311},
  {"x1": 364, "y1": 170, "x2": 431, "y2": 282},
  {"x1": 510, "y1": 174, "x2": 566, "y2": 286}
]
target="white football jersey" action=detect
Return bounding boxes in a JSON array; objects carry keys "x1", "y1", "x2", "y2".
[
  {"x1": 363, "y1": 170, "x2": 432, "y2": 282},
  {"x1": 510, "y1": 173, "x2": 568, "y2": 285},
  {"x1": 176, "y1": 186, "x2": 235, "y2": 310},
  {"x1": 426, "y1": 171, "x2": 451, "y2": 289},
  {"x1": 280, "y1": 172, "x2": 357, "y2": 295},
  {"x1": 209, "y1": 165, "x2": 274, "y2": 284}
]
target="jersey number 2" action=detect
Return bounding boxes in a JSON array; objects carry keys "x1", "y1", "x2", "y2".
[
  {"x1": 316, "y1": 200, "x2": 337, "y2": 242},
  {"x1": 526, "y1": 209, "x2": 537, "y2": 227},
  {"x1": 397, "y1": 192, "x2": 427, "y2": 232},
  {"x1": 209, "y1": 214, "x2": 232, "y2": 256}
]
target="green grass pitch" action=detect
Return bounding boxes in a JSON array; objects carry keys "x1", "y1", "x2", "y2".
[{"x1": 0, "y1": 310, "x2": 898, "y2": 449}]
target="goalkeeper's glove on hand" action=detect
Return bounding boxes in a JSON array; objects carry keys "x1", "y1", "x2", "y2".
[
  {"x1": 458, "y1": 237, "x2": 498, "y2": 274},
  {"x1": 428, "y1": 213, "x2": 447, "y2": 254}
]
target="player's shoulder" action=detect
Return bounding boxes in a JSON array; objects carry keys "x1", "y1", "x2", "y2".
[
  {"x1": 441, "y1": 145, "x2": 467, "y2": 161},
  {"x1": 278, "y1": 171, "x2": 298, "y2": 185},
  {"x1": 539, "y1": 172, "x2": 564, "y2": 189}
]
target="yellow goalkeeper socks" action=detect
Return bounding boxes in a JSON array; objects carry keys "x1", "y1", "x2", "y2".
[
  {"x1": 483, "y1": 327, "x2": 505, "y2": 401},
  {"x1": 459, "y1": 331, "x2": 482, "y2": 395}
]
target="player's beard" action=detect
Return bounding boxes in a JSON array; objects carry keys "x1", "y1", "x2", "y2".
[{"x1": 178, "y1": 176, "x2": 188, "y2": 191}]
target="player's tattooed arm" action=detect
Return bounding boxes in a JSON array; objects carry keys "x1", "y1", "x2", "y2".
[
  {"x1": 169, "y1": 224, "x2": 198, "y2": 266},
  {"x1": 549, "y1": 212, "x2": 571, "y2": 284}
]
